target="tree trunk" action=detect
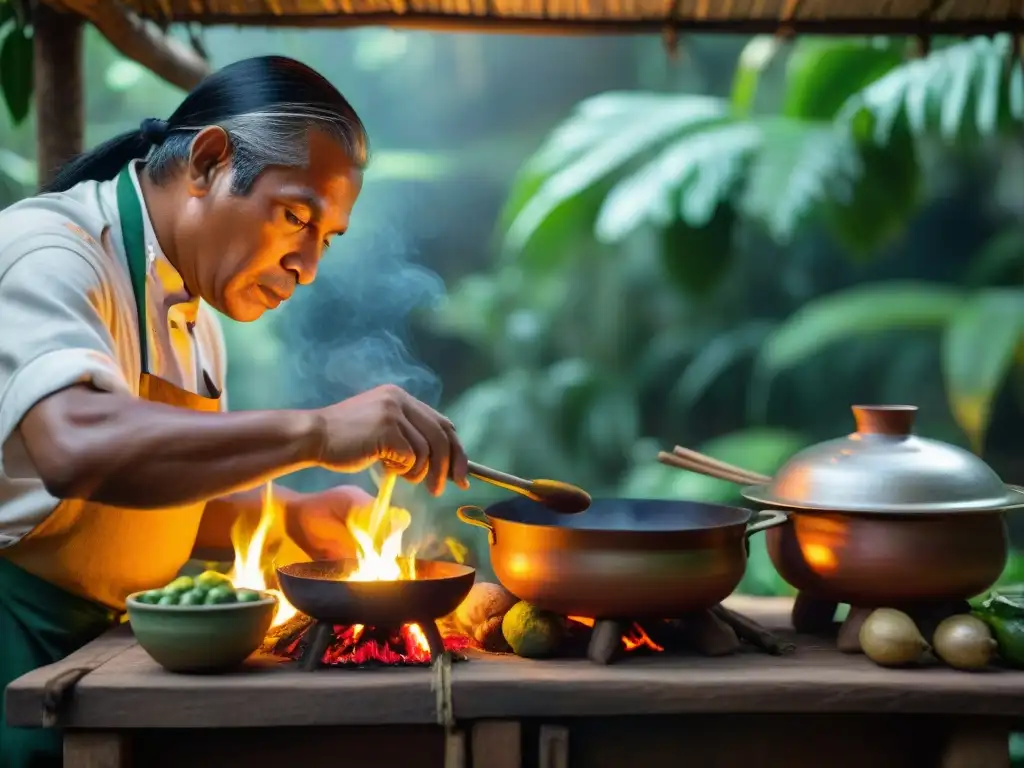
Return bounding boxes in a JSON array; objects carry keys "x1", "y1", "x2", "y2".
[{"x1": 33, "y1": 2, "x2": 84, "y2": 190}]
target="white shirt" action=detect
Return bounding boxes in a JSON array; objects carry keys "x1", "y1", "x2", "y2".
[{"x1": 0, "y1": 162, "x2": 228, "y2": 548}]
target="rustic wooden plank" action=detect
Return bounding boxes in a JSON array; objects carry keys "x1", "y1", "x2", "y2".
[
  {"x1": 449, "y1": 646, "x2": 1024, "y2": 720},
  {"x1": 5, "y1": 624, "x2": 138, "y2": 728},
  {"x1": 470, "y1": 720, "x2": 522, "y2": 768},
  {"x1": 13, "y1": 599, "x2": 1024, "y2": 732},
  {"x1": 64, "y1": 731, "x2": 126, "y2": 768},
  {"x1": 60, "y1": 647, "x2": 439, "y2": 728}
]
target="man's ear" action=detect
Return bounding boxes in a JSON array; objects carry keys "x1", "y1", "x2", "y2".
[{"x1": 186, "y1": 126, "x2": 232, "y2": 196}]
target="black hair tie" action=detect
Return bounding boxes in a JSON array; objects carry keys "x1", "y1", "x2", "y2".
[{"x1": 139, "y1": 117, "x2": 169, "y2": 146}]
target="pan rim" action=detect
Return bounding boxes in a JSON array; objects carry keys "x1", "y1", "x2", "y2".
[
  {"x1": 482, "y1": 496, "x2": 755, "y2": 532},
  {"x1": 276, "y1": 557, "x2": 476, "y2": 584}
]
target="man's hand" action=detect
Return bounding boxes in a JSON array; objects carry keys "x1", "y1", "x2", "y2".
[
  {"x1": 284, "y1": 484, "x2": 374, "y2": 561},
  {"x1": 313, "y1": 384, "x2": 471, "y2": 496}
]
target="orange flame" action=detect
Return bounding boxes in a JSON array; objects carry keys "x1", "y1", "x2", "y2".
[
  {"x1": 228, "y1": 483, "x2": 298, "y2": 627},
  {"x1": 567, "y1": 617, "x2": 664, "y2": 652}
]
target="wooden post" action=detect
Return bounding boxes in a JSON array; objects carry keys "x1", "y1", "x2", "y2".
[
  {"x1": 33, "y1": 1, "x2": 85, "y2": 190},
  {"x1": 64, "y1": 731, "x2": 126, "y2": 768},
  {"x1": 470, "y1": 721, "x2": 521, "y2": 768}
]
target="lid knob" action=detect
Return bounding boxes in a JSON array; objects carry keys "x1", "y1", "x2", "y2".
[{"x1": 852, "y1": 405, "x2": 918, "y2": 436}]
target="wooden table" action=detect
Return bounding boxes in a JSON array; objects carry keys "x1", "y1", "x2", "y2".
[{"x1": 6, "y1": 597, "x2": 1023, "y2": 768}]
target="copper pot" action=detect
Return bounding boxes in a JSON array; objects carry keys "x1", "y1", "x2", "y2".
[
  {"x1": 662, "y1": 405, "x2": 1022, "y2": 606},
  {"x1": 457, "y1": 498, "x2": 787, "y2": 618},
  {"x1": 762, "y1": 509, "x2": 1008, "y2": 605}
]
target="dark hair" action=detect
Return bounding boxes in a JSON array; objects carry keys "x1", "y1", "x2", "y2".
[{"x1": 44, "y1": 56, "x2": 368, "y2": 194}]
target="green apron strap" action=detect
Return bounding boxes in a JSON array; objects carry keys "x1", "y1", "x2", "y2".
[
  {"x1": 0, "y1": 559, "x2": 115, "y2": 767},
  {"x1": 115, "y1": 166, "x2": 151, "y2": 374}
]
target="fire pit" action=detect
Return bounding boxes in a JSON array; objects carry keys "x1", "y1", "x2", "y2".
[{"x1": 271, "y1": 557, "x2": 476, "y2": 670}]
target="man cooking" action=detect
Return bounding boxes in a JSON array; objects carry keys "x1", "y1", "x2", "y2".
[{"x1": 0, "y1": 55, "x2": 469, "y2": 766}]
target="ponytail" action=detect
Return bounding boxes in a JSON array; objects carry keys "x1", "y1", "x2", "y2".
[{"x1": 43, "y1": 129, "x2": 151, "y2": 194}]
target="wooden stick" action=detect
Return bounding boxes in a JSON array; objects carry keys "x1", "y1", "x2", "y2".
[
  {"x1": 673, "y1": 446, "x2": 773, "y2": 485},
  {"x1": 711, "y1": 605, "x2": 795, "y2": 656},
  {"x1": 657, "y1": 451, "x2": 762, "y2": 487}
]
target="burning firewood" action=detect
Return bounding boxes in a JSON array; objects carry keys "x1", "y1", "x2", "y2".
[{"x1": 260, "y1": 613, "x2": 313, "y2": 656}]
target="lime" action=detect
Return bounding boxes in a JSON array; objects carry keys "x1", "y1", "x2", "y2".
[
  {"x1": 204, "y1": 585, "x2": 238, "y2": 605},
  {"x1": 179, "y1": 589, "x2": 208, "y2": 606},
  {"x1": 501, "y1": 601, "x2": 565, "y2": 658},
  {"x1": 236, "y1": 589, "x2": 262, "y2": 603},
  {"x1": 977, "y1": 587, "x2": 1024, "y2": 669},
  {"x1": 195, "y1": 570, "x2": 232, "y2": 590},
  {"x1": 157, "y1": 593, "x2": 179, "y2": 606},
  {"x1": 165, "y1": 576, "x2": 194, "y2": 592},
  {"x1": 136, "y1": 590, "x2": 163, "y2": 605}
]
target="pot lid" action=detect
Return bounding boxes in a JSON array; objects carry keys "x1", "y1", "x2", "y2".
[{"x1": 740, "y1": 405, "x2": 1024, "y2": 515}]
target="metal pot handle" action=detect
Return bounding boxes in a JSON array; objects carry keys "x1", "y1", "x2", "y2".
[
  {"x1": 456, "y1": 505, "x2": 496, "y2": 544},
  {"x1": 744, "y1": 509, "x2": 789, "y2": 539}
]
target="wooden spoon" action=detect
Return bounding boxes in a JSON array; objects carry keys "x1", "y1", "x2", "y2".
[{"x1": 466, "y1": 461, "x2": 592, "y2": 514}]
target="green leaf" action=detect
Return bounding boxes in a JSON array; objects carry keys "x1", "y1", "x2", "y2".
[
  {"x1": 595, "y1": 118, "x2": 756, "y2": 242},
  {"x1": 658, "y1": 203, "x2": 736, "y2": 296},
  {"x1": 740, "y1": 119, "x2": 862, "y2": 244},
  {"x1": 503, "y1": 95, "x2": 729, "y2": 255},
  {"x1": 964, "y1": 228, "x2": 1024, "y2": 288},
  {"x1": 783, "y1": 38, "x2": 903, "y2": 121},
  {"x1": 0, "y1": 22, "x2": 32, "y2": 125},
  {"x1": 672, "y1": 321, "x2": 775, "y2": 408},
  {"x1": 731, "y1": 35, "x2": 785, "y2": 116},
  {"x1": 942, "y1": 289, "x2": 1024, "y2": 453},
  {"x1": 819, "y1": 134, "x2": 920, "y2": 258},
  {"x1": 758, "y1": 281, "x2": 968, "y2": 374},
  {"x1": 838, "y1": 34, "x2": 1024, "y2": 145}
]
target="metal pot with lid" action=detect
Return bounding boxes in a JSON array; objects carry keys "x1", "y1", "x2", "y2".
[
  {"x1": 739, "y1": 405, "x2": 1019, "y2": 607},
  {"x1": 742, "y1": 405, "x2": 1024, "y2": 515}
]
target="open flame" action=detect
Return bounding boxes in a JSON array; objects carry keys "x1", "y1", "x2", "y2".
[
  {"x1": 568, "y1": 616, "x2": 665, "y2": 652},
  {"x1": 229, "y1": 483, "x2": 298, "y2": 627},
  {"x1": 230, "y1": 472, "x2": 432, "y2": 659}
]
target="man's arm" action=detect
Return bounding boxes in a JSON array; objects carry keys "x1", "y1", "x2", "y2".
[
  {"x1": 192, "y1": 485, "x2": 305, "y2": 561},
  {"x1": 21, "y1": 386, "x2": 323, "y2": 508}
]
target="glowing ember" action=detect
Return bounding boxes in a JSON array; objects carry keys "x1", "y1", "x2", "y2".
[
  {"x1": 276, "y1": 622, "x2": 472, "y2": 666},
  {"x1": 568, "y1": 616, "x2": 665, "y2": 652},
  {"x1": 229, "y1": 483, "x2": 298, "y2": 627}
]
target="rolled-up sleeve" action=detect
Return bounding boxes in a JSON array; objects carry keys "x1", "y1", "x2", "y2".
[{"x1": 0, "y1": 245, "x2": 131, "y2": 479}]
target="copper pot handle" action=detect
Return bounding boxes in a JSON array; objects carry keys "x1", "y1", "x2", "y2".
[
  {"x1": 456, "y1": 505, "x2": 496, "y2": 544},
  {"x1": 744, "y1": 509, "x2": 789, "y2": 539}
]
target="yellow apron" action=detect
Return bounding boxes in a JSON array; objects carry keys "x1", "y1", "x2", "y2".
[
  {"x1": 2, "y1": 166, "x2": 223, "y2": 767},
  {"x1": 3, "y1": 167, "x2": 221, "y2": 610}
]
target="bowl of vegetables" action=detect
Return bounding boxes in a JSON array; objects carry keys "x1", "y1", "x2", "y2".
[{"x1": 126, "y1": 570, "x2": 277, "y2": 673}]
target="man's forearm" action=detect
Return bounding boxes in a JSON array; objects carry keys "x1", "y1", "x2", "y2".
[
  {"x1": 192, "y1": 485, "x2": 306, "y2": 560},
  {"x1": 20, "y1": 385, "x2": 324, "y2": 508}
]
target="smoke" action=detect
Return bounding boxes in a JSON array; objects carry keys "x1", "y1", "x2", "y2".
[{"x1": 279, "y1": 220, "x2": 446, "y2": 412}]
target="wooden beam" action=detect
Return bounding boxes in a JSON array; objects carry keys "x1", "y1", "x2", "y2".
[
  {"x1": 33, "y1": 1, "x2": 84, "y2": 190},
  {"x1": 44, "y1": 0, "x2": 209, "y2": 92}
]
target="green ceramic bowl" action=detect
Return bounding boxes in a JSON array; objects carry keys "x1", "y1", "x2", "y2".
[{"x1": 126, "y1": 591, "x2": 277, "y2": 673}]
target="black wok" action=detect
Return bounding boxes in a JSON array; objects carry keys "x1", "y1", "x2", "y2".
[{"x1": 276, "y1": 559, "x2": 476, "y2": 626}]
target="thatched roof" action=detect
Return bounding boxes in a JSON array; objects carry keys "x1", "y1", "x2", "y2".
[{"x1": 120, "y1": 0, "x2": 1023, "y2": 35}]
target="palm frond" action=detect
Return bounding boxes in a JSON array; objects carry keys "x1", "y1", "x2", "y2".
[
  {"x1": 838, "y1": 34, "x2": 1024, "y2": 144},
  {"x1": 503, "y1": 95, "x2": 729, "y2": 253},
  {"x1": 740, "y1": 120, "x2": 862, "y2": 243},
  {"x1": 595, "y1": 118, "x2": 759, "y2": 242}
]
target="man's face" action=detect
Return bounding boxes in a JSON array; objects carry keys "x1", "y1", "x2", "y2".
[{"x1": 184, "y1": 128, "x2": 363, "y2": 321}]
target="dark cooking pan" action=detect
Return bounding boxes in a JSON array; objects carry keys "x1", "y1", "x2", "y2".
[
  {"x1": 276, "y1": 559, "x2": 476, "y2": 626},
  {"x1": 457, "y1": 498, "x2": 786, "y2": 618}
]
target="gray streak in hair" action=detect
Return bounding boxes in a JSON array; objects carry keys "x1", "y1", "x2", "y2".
[{"x1": 145, "y1": 103, "x2": 369, "y2": 194}]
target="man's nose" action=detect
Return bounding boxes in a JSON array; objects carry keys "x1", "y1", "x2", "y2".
[{"x1": 282, "y1": 244, "x2": 320, "y2": 286}]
